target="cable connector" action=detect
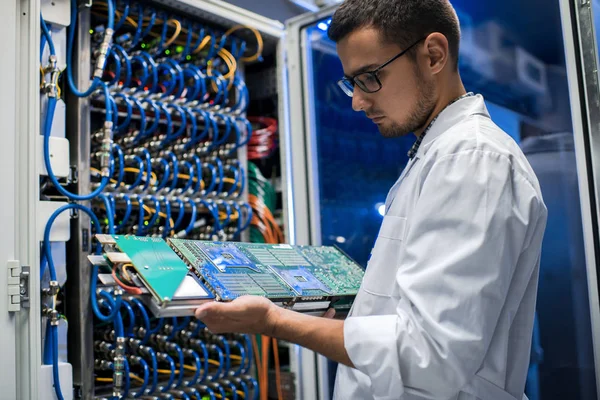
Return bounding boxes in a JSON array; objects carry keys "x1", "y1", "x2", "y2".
[
  {"x1": 112, "y1": 336, "x2": 126, "y2": 398},
  {"x1": 43, "y1": 307, "x2": 60, "y2": 326},
  {"x1": 42, "y1": 280, "x2": 60, "y2": 296},
  {"x1": 94, "y1": 28, "x2": 114, "y2": 79},
  {"x1": 44, "y1": 55, "x2": 59, "y2": 98},
  {"x1": 100, "y1": 121, "x2": 114, "y2": 178}
]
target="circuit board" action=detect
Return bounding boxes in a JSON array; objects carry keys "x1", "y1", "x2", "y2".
[
  {"x1": 111, "y1": 235, "x2": 191, "y2": 302},
  {"x1": 168, "y1": 239, "x2": 365, "y2": 301}
]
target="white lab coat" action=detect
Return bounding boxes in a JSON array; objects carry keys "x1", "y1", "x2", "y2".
[{"x1": 333, "y1": 95, "x2": 547, "y2": 400}]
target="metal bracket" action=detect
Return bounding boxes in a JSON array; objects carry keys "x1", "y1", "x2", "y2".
[{"x1": 7, "y1": 261, "x2": 30, "y2": 312}]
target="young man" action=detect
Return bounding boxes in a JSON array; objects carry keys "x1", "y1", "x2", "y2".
[{"x1": 195, "y1": 1, "x2": 547, "y2": 399}]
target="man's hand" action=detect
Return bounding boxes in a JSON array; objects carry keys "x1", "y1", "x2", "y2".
[
  {"x1": 195, "y1": 297, "x2": 337, "y2": 335},
  {"x1": 194, "y1": 296, "x2": 280, "y2": 335},
  {"x1": 195, "y1": 297, "x2": 353, "y2": 367}
]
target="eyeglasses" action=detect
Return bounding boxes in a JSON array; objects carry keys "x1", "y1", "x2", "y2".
[{"x1": 337, "y1": 38, "x2": 425, "y2": 97}]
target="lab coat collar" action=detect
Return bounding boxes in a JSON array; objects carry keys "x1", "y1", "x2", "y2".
[{"x1": 416, "y1": 94, "x2": 489, "y2": 159}]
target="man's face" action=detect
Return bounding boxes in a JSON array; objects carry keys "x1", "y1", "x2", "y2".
[{"x1": 336, "y1": 27, "x2": 437, "y2": 137}]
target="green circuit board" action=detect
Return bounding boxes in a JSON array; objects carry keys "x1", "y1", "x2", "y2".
[
  {"x1": 112, "y1": 235, "x2": 190, "y2": 301},
  {"x1": 168, "y1": 239, "x2": 365, "y2": 301}
]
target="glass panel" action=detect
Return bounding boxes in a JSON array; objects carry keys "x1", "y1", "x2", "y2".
[{"x1": 301, "y1": 0, "x2": 597, "y2": 398}]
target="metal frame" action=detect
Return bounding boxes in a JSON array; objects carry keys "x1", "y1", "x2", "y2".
[
  {"x1": 560, "y1": 0, "x2": 600, "y2": 396},
  {"x1": 285, "y1": 5, "x2": 339, "y2": 400},
  {"x1": 65, "y1": 5, "x2": 95, "y2": 399}
]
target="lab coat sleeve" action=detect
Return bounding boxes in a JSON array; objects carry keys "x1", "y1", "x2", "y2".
[{"x1": 344, "y1": 150, "x2": 542, "y2": 399}]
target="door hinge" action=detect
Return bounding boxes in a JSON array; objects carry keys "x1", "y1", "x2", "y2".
[{"x1": 7, "y1": 261, "x2": 30, "y2": 313}]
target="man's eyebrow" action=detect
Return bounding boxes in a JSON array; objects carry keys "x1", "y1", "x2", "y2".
[{"x1": 344, "y1": 63, "x2": 379, "y2": 78}]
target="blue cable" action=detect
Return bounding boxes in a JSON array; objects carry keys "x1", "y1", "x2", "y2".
[
  {"x1": 162, "y1": 200, "x2": 172, "y2": 238},
  {"x1": 157, "y1": 102, "x2": 173, "y2": 143},
  {"x1": 237, "y1": 379, "x2": 250, "y2": 400},
  {"x1": 183, "y1": 67, "x2": 202, "y2": 100},
  {"x1": 200, "y1": 386, "x2": 216, "y2": 400},
  {"x1": 181, "y1": 161, "x2": 195, "y2": 193},
  {"x1": 44, "y1": 86, "x2": 110, "y2": 200},
  {"x1": 226, "y1": 165, "x2": 240, "y2": 197},
  {"x1": 244, "y1": 335, "x2": 253, "y2": 374},
  {"x1": 224, "y1": 381, "x2": 238, "y2": 400},
  {"x1": 213, "y1": 114, "x2": 232, "y2": 148},
  {"x1": 246, "y1": 377, "x2": 259, "y2": 400},
  {"x1": 240, "y1": 203, "x2": 253, "y2": 231},
  {"x1": 50, "y1": 324, "x2": 65, "y2": 400},
  {"x1": 113, "y1": 45, "x2": 132, "y2": 87},
  {"x1": 231, "y1": 202, "x2": 243, "y2": 238},
  {"x1": 115, "y1": 194, "x2": 132, "y2": 232},
  {"x1": 229, "y1": 118, "x2": 242, "y2": 155},
  {"x1": 192, "y1": 156, "x2": 203, "y2": 193},
  {"x1": 236, "y1": 162, "x2": 246, "y2": 198},
  {"x1": 40, "y1": 16, "x2": 56, "y2": 58},
  {"x1": 41, "y1": 203, "x2": 101, "y2": 280},
  {"x1": 144, "y1": 347, "x2": 159, "y2": 394},
  {"x1": 131, "y1": 98, "x2": 147, "y2": 144},
  {"x1": 99, "y1": 193, "x2": 116, "y2": 233},
  {"x1": 165, "y1": 103, "x2": 187, "y2": 143},
  {"x1": 105, "y1": 48, "x2": 121, "y2": 86},
  {"x1": 40, "y1": 28, "x2": 47, "y2": 61},
  {"x1": 130, "y1": 298, "x2": 150, "y2": 344},
  {"x1": 43, "y1": 319, "x2": 53, "y2": 365},
  {"x1": 112, "y1": 144, "x2": 125, "y2": 189},
  {"x1": 184, "y1": 107, "x2": 198, "y2": 148},
  {"x1": 136, "y1": 197, "x2": 145, "y2": 236},
  {"x1": 187, "y1": 349, "x2": 202, "y2": 386},
  {"x1": 132, "y1": 357, "x2": 150, "y2": 398},
  {"x1": 209, "y1": 344, "x2": 224, "y2": 380},
  {"x1": 145, "y1": 196, "x2": 161, "y2": 231},
  {"x1": 139, "y1": 52, "x2": 158, "y2": 92},
  {"x1": 214, "y1": 157, "x2": 224, "y2": 193},
  {"x1": 218, "y1": 202, "x2": 232, "y2": 230},
  {"x1": 203, "y1": 162, "x2": 217, "y2": 194},
  {"x1": 156, "y1": 158, "x2": 171, "y2": 191},
  {"x1": 138, "y1": 10, "x2": 156, "y2": 47},
  {"x1": 231, "y1": 340, "x2": 246, "y2": 376},
  {"x1": 100, "y1": 291, "x2": 124, "y2": 337},
  {"x1": 199, "y1": 199, "x2": 221, "y2": 234},
  {"x1": 216, "y1": 336, "x2": 231, "y2": 377},
  {"x1": 121, "y1": 300, "x2": 135, "y2": 337},
  {"x1": 128, "y1": 156, "x2": 145, "y2": 190},
  {"x1": 173, "y1": 344, "x2": 185, "y2": 387},
  {"x1": 172, "y1": 198, "x2": 186, "y2": 232},
  {"x1": 126, "y1": 3, "x2": 144, "y2": 48},
  {"x1": 180, "y1": 20, "x2": 194, "y2": 59},
  {"x1": 186, "y1": 109, "x2": 210, "y2": 150},
  {"x1": 154, "y1": 11, "x2": 169, "y2": 54},
  {"x1": 165, "y1": 152, "x2": 179, "y2": 192},
  {"x1": 149, "y1": 317, "x2": 163, "y2": 335},
  {"x1": 236, "y1": 117, "x2": 253, "y2": 148},
  {"x1": 140, "y1": 148, "x2": 152, "y2": 190},
  {"x1": 161, "y1": 354, "x2": 176, "y2": 392},
  {"x1": 131, "y1": 54, "x2": 150, "y2": 89},
  {"x1": 91, "y1": 266, "x2": 122, "y2": 322},
  {"x1": 193, "y1": 339, "x2": 209, "y2": 383},
  {"x1": 184, "y1": 199, "x2": 197, "y2": 236},
  {"x1": 141, "y1": 99, "x2": 160, "y2": 136},
  {"x1": 212, "y1": 383, "x2": 227, "y2": 400}
]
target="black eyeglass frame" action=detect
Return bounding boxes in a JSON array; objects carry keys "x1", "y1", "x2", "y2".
[{"x1": 337, "y1": 38, "x2": 425, "y2": 97}]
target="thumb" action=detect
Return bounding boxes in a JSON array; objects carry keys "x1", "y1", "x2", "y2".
[
  {"x1": 195, "y1": 301, "x2": 220, "y2": 319},
  {"x1": 322, "y1": 308, "x2": 336, "y2": 319}
]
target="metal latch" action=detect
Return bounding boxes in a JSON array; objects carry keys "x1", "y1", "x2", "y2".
[{"x1": 7, "y1": 261, "x2": 30, "y2": 312}]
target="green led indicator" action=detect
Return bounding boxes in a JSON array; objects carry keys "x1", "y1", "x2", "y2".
[
  {"x1": 89, "y1": 29, "x2": 94, "y2": 34},
  {"x1": 165, "y1": 49, "x2": 171, "y2": 55},
  {"x1": 176, "y1": 45, "x2": 184, "y2": 53},
  {"x1": 144, "y1": 221, "x2": 149, "y2": 226},
  {"x1": 141, "y1": 43, "x2": 146, "y2": 49},
  {"x1": 104, "y1": 218, "x2": 109, "y2": 225},
  {"x1": 186, "y1": 55, "x2": 192, "y2": 60}
]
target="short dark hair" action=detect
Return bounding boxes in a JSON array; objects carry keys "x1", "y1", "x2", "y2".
[{"x1": 328, "y1": 0, "x2": 461, "y2": 68}]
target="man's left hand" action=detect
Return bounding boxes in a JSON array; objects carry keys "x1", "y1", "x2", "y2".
[{"x1": 194, "y1": 296, "x2": 279, "y2": 335}]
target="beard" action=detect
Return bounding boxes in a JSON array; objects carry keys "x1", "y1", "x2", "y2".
[{"x1": 378, "y1": 67, "x2": 437, "y2": 138}]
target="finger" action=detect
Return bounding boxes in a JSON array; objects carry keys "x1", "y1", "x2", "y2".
[
  {"x1": 195, "y1": 301, "x2": 223, "y2": 319},
  {"x1": 323, "y1": 308, "x2": 336, "y2": 319}
]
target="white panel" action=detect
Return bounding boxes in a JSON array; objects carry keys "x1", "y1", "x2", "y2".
[
  {"x1": 41, "y1": 0, "x2": 70, "y2": 27},
  {"x1": 38, "y1": 135, "x2": 70, "y2": 178},
  {"x1": 0, "y1": 0, "x2": 19, "y2": 396},
  {"x1": 38, "y1": 202, "x2": 70, "y2": 243},
  {"x1": 39, "y1": 363, "x2": 73, "y2": 400}
]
